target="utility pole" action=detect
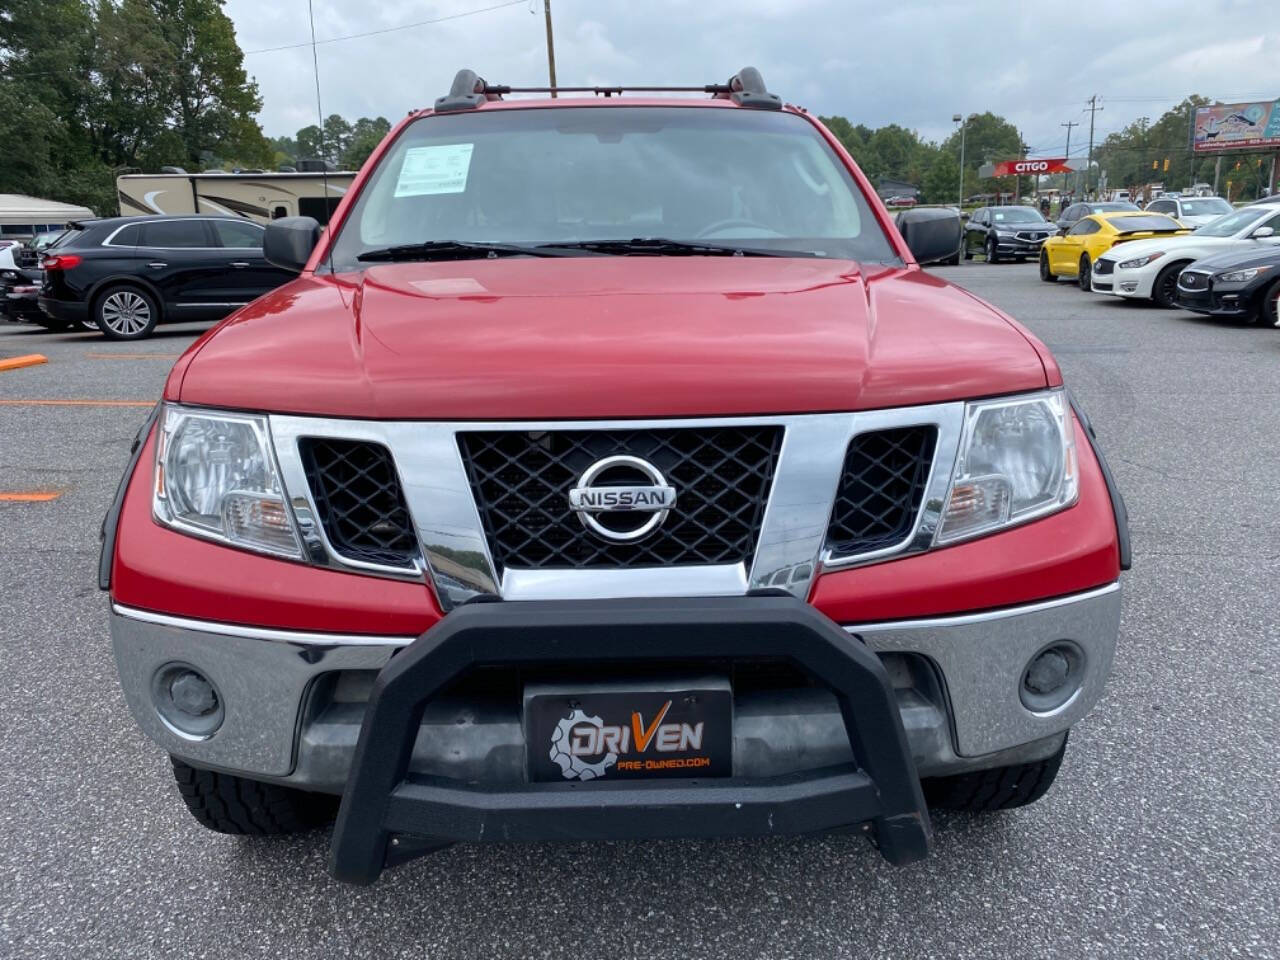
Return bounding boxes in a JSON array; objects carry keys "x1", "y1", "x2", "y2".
[
  {"x1": 953, "y1": 114, "x2": 967, "y2": 209},
  {"x1": 543, "y1": 0, "x2": 557, "y2": 97},
  {"x1": 1061, "y1": 120, "x2": 1077, "y2": 200},
  {"x1": 1085, "y1": 95, "x2": 1102, "y2": 198}
]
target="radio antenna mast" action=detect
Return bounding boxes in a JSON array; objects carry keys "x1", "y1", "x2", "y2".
[{"x1": 307, "y1": 0, "x2": 335, "y2": 273}]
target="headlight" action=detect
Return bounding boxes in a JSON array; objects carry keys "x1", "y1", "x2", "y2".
[
  {"x1": 935, "y1": 390, "x2": 1078, "y2": 545},
  {"x1": 153, "y1": 405, "x2": 302, "y2": 558},
  {"x1": 1215, "y1": 265, "x2": 1271, "y2": 283},
  {"x1": 1117, "y1": 252, "x2": 1164, "y2": 269}
]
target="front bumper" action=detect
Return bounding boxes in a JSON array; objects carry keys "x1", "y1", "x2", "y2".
[
  {"x1": 1094, "y1": 264, "x2": 1154, "y2": 298},
  {"x1": 1175, "y1": 284, "x2": 1251, "y2": 317},
  {"x1": 112, "y1": 581, "x2": 1119, "y2": 787},
  {"x1": 992, "y1": 235, "x2": 1049, "y2": 255}
]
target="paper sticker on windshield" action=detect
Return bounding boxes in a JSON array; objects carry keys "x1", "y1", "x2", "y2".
[{"x1": 394, "y1": 144, "x2": 474, "y2": 197}]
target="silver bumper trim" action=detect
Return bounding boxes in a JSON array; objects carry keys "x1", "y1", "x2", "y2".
[
  {"x1": 849, "y1": 581, "x2": 1121, "y2": 756},
  {"x1": 111, "y1": 604, "x2": 414, "y2": 647},
  {"x1": 111, "y1": 582, "x2": 1120, "y2": 783}
]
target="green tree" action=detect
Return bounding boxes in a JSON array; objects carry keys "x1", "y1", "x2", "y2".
[
  {"x1": 321, "y1": 113, "x2": 352, "y2": 166},
  {"x1": 341, "y1": 116, "x2": 391, "y2": 169},
  {"x1": 923, "y1": 152, "x2": 960, "y2": 205},
  {"x1": 295, "y1": 124, "x2": 323, "y2": 162}
]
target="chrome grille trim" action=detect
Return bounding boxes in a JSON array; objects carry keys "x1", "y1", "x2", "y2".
[{"x1": 269, "y1": 404, "x2": 965, "y2": 611}]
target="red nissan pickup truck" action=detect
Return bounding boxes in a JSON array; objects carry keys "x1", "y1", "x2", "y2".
[{"x1": 104, "y1": 69, "x2": 1128, "y2": 884}]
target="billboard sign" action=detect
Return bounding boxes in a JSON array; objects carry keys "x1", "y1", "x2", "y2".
[
  {"x1": 989, "y1": 158, "x2": 1073, "y2": 177},
  {"x1": 1193, "y1": 100, "x2": 1280, "y2": 153}
]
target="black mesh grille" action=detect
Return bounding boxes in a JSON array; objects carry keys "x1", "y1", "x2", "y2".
[
  {"x1": 298, "y1": 438, "x2": 418, "y2": 567},
  {"x1": 458, "y1": 427, "x2": 783, "y2": 570},
  {"x1": 1093, "y1": 259, "x2": 1115, "y2": 276},
  {"x1": 825, "y1": 426, "x2": 937, "y2": 558}
]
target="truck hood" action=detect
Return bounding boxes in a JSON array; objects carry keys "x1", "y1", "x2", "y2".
[{"x1": 174, "y1": 257, "x2": 1049, "y2": 420}]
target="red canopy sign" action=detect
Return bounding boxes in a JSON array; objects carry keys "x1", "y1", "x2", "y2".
[{"x1": 991, "y1": 158, "x2": 1072, "y2": 177}]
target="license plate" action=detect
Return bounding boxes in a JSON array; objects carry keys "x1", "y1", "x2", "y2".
[{"x1": 524, "y1": 677, "x2": 732, "y2": 783}]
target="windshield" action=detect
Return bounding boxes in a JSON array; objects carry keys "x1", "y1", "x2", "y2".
[
  {"x1": 989, "y1": 207, "x2": 1045, "y2": 224},
  {"x1": 328, "y1": 106, "x2": 898, "y2": 269},
  {"x1": 1180, "y1": 198, "x2": 1232, "y2": 216},
  {"x1": 1195, "y1": 207, "x2": 1267, "y2": 238}
]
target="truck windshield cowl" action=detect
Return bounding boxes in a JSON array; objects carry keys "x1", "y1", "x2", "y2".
[{"x1": 327, "y1": 106, "x2": 900, "y2": 271}]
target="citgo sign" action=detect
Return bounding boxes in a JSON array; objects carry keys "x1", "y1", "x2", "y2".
[{"x1": 991, "y1": 158, "x2": 1072, "y2": 177}]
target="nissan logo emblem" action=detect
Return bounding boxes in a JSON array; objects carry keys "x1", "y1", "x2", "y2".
[{"x1": 568, "y1": 455, "x2": 677, "y2": 542}]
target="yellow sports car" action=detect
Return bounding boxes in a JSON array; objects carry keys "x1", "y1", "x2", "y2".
[{"x1": 1040, "y1": 211, "x2": 1190, "y2": 290}]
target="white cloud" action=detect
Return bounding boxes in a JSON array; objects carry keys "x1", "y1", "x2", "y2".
[{"x1": 226, "y1": 0, "x2": 1279, "y2": 167}]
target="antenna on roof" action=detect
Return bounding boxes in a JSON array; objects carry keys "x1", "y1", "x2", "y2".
[{"x1": 306, "y1": 0, "x2": 335, "y2": 273}]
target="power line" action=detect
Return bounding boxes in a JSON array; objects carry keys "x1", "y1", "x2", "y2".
[{"x1": 243, "y1": 0, "x2": 528, "y2": 55}]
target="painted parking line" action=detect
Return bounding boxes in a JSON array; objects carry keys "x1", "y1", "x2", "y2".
[
  {"x1": 0, "y1": 354, "x2": 48, "y2": 372},
  {"x1": 0, "y1": 398, "x2": 154, "y2": 408},
  {"x1": 0, "y1": 491, "x2": 63, "y2": 502},
  {"x1": 88, "y1": 353, "x2": 181, "y2": 359}
]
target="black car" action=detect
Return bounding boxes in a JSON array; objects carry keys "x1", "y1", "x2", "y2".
[
  {"x1": 1055, "y1": 201, "x2": 1140, "y2": 234},
  {"x1": 962, "y1": 206, "x2": 1055, "y2": 262},
  {"x1": 2, "y1": 267, "x2": 47, "y2": 324},
  {"x1": 38, "y1": 215, "x2": 295, "y2": 340},
  {"x1": 1175, "y1": 247, "x2": 1280, "y2": 327}
]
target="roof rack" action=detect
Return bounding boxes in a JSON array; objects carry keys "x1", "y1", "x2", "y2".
[{"x1": 434, "y1": 66, "x2": 781, "y2": 113}]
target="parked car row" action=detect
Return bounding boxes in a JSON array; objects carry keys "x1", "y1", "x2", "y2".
[
  {"x1": 6, "y1": 214, "x2": 296, "y2": 340},
  {"x1": 1036, "y1": 202, "x2": 1280, "y2": 325}
]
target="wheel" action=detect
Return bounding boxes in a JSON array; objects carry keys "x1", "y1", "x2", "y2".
[
  {"x1": 942, "y1": 245, "x2": 961, "y2": 266},
  {"x1": 1077, "y1": 255, "x2": 1092, "y2": 291},
  {"x1": 1258, "y1": 278, "x2": 1280, "y2": 327},
  {"x1": 95, "y1": 285, "x2": 159, "y2": 340},
  {"x1": 1151, "y1": 263, "x2": 1183, "y2": 308},
  {"x1": 985, "y1": 236, "x2": 999, "y2": 263},
  {"x1": 922, "y1": 734, "x2": 1068, "y2": 812},
  {"x1": 1039, "y1": 251, "x2": 1056, "y2": 282},
  {"x1": 963, "y1": 236, "x2": 973, "y2": 260},
  {"x1": 170, "y1": 757, "x2": 337, "y2": 835}
]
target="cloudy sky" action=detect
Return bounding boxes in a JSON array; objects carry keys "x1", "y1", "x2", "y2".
[{"x1": 224, "y1": 0, "x2": 1278, "y2": 161}]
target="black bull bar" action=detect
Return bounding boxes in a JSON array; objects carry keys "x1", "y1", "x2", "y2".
[{"x1": 329, "y1": 596, "x2": 932, "y2": 884}]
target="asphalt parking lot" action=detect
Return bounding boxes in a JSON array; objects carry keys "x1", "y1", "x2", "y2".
[{"x1": 1, "y1": 264, "x2": 1278, "y2": 960}]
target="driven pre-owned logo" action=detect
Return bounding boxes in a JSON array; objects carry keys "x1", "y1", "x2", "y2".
[
  {"x1": 548, "y1": 700, "x2": 709, "y2": 781},
  {"x1": 568, "y1": 455, "x2": 677, "y2": 542}
]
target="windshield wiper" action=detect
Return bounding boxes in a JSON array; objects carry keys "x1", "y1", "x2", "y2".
[
  {"x1": 357, "y1": 240, "x2": 595, "y2": 262},
  {"x1": 537, "y1": 237, "x2": 819, "y2": 258}
]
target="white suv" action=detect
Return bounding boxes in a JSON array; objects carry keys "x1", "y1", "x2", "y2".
[{"x1": 1145, "y1": 195, "x2": 1234, "y2": 229}]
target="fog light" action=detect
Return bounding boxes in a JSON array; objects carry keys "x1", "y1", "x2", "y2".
[
  {"x1": 151, "y1": 663, "x2": 224, "y2": 739},
  {"x1": 1119, "y1": 281, "x2": 1138, "y2": 292},
  {"x1": 1020, "y1": 641, "x2": 1084, "y2": 713}
]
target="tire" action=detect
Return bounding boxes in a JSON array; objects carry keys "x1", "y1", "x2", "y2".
[
  {"x1": 963, "y1": 237, "x2": 973, "y2": 260},
  {"x1": 170, "y1": 757, "x2": 338, "y2": 835},
  {"x1": 95, "y1": 285, "x2": 159, "y2": 340},
  {"x1": 1039, "y1": 251, "x2": 1056, "y2": 282},
  {"x1": 985, "y1": 236, "x2": 999, "y2": 263},
  {"x1": 1151, "y1": 263, "x2": 1183, "y2": 308},
  {"x1": 1258, "y1": 278, "x2": 1280, "y2": 327},
  {"x1": 1077, "y1": 255, "x2": 1092, "y2": 291},
  {"x1": 922, "y1": 734, "x2": 1068, "y2": 812}
]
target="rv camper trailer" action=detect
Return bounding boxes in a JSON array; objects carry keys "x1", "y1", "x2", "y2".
[{"x1": 116, "y1": 171, "x2": 357, "y2": 224}]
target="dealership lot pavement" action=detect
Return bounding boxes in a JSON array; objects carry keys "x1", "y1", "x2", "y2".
[{"x1": 1, "y1": 267, "x2": 1278, "y2": 960}]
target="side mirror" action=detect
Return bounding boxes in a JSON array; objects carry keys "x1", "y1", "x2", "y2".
[
  {"x1": 959, "y1": 212, "x2": 970, "y2": 222},
  {"x1": 264, "y1": 216, "x2": 322, "y2": 271},
  {"x1": 897, "y1": 207, "x2": 963, "y2": 265},
  {"x1": 1250, "y1": 226, "x2": 1275, "y2": 239}
]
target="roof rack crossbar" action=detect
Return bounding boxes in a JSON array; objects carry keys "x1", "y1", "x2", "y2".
[{"x1": 433, "y1": 66, "x2": 781, "y2": 111}]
